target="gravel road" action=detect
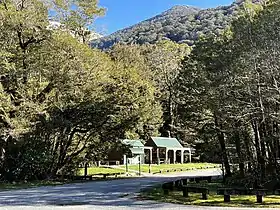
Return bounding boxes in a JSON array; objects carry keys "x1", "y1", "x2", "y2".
[{"x1": 0, "y1": 169, "x2": 277, "y2": 210}]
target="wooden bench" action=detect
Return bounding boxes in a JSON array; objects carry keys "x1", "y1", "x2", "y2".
[
  {"x1": 180, "y1": 176, "x2": 212, "y2": 185},
  {"x1": 159, "y1": 168, "x2": 177, "y2": 173},
  {"x1": 217, "y1": 187, "x2": 254, "y2": 195},
  {"x1": 182, "y1": 185, "x2": 209, "y2": 200},
  {"x1": 94, "y1": 172, "x2": 123, "y2": 179},
  {"x1": 73, "y1": 175, "x2": 93, "y2": 181},
  {"x1": 217, "y1": 188, "x2": 266, "y2": 203}
]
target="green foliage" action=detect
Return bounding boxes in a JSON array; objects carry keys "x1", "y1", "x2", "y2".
[
  {"x1": 177, "y1": 0, "x2": 280, "y2": 182},
  {"x1": 0, "y1": 0, "x2": 162, "y2": 181},
  {"x1": 51, "y1": 0, "x2": 105, "y2": 28},
  {"x1": 91, "y1": 1, "x2": 260, "y2": 49},
  {"x1": 108, "y1": 41, "x2": 191, "y2": 138}
]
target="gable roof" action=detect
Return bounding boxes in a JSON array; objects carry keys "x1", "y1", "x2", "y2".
[
  {"x1": 121, "y1": 139, "x2": 144, "y2": 155},
  {"x1": 122, "y1": 139, "x2": 144, "y2": 147},
  {"x1": 150, "y1": 137, "x2": 183, "y2": 148}
]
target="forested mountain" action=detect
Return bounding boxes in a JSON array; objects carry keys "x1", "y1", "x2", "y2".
[{"x1": 91, "y1": 0, "x2": 249, "y2": 49}]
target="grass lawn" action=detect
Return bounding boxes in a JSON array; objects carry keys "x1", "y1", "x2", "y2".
[
  {"x1": 77, "y1": 167, "x2": 125, "y2": 176},
  {"x1": 121, "y1": 163, "x2": 219, "y2": 174},
  {"x1": 141, "y1": 182, "x2": 280, "y2": 208}
]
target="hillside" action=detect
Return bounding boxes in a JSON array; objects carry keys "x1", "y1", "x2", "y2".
[{"x1": 91, "y1": 1, "x2": 248, "y2": 49}]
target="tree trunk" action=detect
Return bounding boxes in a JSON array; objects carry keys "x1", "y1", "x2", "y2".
[
  {"x1": 259, "y1": 123, "x2": 267, "y2": 182},
  {"x1": 233, "y1": 123, "x2": 244, "y2": 177},
  {"x1": 214, "y1": 115, "x2": 231, "y2": 177},
  {"x1": 243, "y1": 132, "x2": 253, "y2": 173},
  {"x1": 251, "y1": 119, "x2": 265, "y2": 183}
]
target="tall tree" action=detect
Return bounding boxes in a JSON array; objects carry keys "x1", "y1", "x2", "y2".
[
  {"x1": 145, "y1": 40, "x2": 191, "y2": 138},
  {"x1": 0, "y1": 0, "x2": 162, "y2": 180}
]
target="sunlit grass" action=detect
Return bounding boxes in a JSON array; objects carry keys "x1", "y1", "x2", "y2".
[
  {"x1": 77, "y1": 167, "x2": 125, "y2": 176},
  {"x1": 120, "y1": 163, "x2": 219, "y2": 173},
  {"x1": 141, "y1": 184, "x2": 280, "y2": 208}
]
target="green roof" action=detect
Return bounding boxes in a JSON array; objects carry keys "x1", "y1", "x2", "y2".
[
  {"x1": 150, "y1": 137, "x2": 183, "y2": 148},
  {"x1": 122, "y1": 139, "x2": 144, "y2": 147},
  {"x1": 129, "y1": 147, "x2": 144, "y2": 155},
  {"x1": 122, "y1": 139, "x2": 144, "y2": 155}
]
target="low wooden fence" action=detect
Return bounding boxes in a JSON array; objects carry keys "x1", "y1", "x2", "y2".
[
  {"x1": 161, "y1": 176, "x2": 271, "y2": 204},
  {"x1": 158, "y1": 165, "x2": 220, "y2": 174}
]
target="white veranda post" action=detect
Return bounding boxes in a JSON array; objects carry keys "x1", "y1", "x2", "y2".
[
  {"x1": 173, "y1": 150, "x2": 177, "y2": 164},
  {"x1": 156, "y1": 148, "x2": 160, "y2": 164},
  {"x1": 149, "y1": 148, "x2": 153, "y2": 164},
  {"x1": 189, "y1": 149, "x2": 192, "y2": 163},
  {"x1": 181, "y1": 150, "x2": 184, "y2": 164},
  {"x1": 165, "y1": 149, "x2": 169, "y2": 163}
]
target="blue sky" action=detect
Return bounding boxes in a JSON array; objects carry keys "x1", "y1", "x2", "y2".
[{"x1": 94, "y1": 0, "x2": 234, "y2": 35}]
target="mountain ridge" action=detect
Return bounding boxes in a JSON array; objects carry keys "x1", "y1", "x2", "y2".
[{"x1": 91, "y1": 1, "x2": 260, "y2": 49}]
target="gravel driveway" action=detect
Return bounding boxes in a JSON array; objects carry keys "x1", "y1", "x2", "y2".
[{"x1": 0, "y1": 169, "x2": 276, "y2": 210}]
